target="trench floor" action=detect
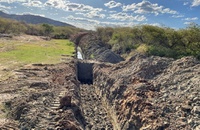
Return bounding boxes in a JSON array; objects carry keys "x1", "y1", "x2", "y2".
[{"x1": 80, "y1": 84, "x2": 114, "y2": 130}]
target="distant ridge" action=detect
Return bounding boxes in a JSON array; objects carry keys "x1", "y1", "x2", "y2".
[{"x1": 0, "y1": 11, "x2": 74, "y2": 27}]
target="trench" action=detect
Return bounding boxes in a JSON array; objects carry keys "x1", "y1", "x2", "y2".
[
  {"x1": 77, "y1": 61, "x2": 93, "y2": 85},
  {"x1": 77, "y1": 46, "x2": 84, "y2": 60},
  {"x1": 77, "y1": 60, "x2": 117, "y2": 130}
]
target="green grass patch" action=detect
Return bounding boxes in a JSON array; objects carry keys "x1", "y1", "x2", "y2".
[
  {"x1": 0, "y1": 38, "x2": 75, "y2": 81},
  {"x1": 0, "y1": 39, "x2": 75, "y2": 65}
]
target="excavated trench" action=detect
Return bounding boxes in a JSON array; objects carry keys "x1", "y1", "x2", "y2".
[
  {"x1": 77, "y1": 60, "x2": 117, "y2": 130},
  {"x1": 77, "y1": 61, "x2": 93, "y2": 85}
]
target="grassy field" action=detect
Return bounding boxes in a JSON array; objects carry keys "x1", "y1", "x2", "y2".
[{"x1": 0, "y1": 35, "x2": 75, "y2": 81}]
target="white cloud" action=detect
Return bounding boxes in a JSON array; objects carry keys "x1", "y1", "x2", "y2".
[
  {"x1": 100, "y1": 21, "x2": 137, "y2": 27},
  {"x1": 162, "y1": 8, "x2": 177, "y2": 14},
  {"x1": 0, "y1": 9, "x2": 9, "y2": 13},
  {"x1": 123, "y1": 1, "x2": 178, "y2": 15},
  {"x1": 0, "y1": 0, "x2": 27, "y2": 3},
  {"x1": 184, "y1": 22, "x2": 192, "y2": 25},
  {"x1": 64, "y1": 15, "x2": 139, "y2": 30},
  {"x1": 149, "y1": 23, "x2": 161, "y2": 27},
  {"x1": 45, "y1": 0, "x2": 69, "y2": 9},
  {"x1": 76, "y1": 11, "x2": 105, "y2": 19},
  {"x1": 192, "y1": 0, "x2": 200, "y2": 6},
  {"x1": 45, "y1": 0, "x2": 102, "y2": 12},
  {"x1": 108, "y1": 12, "x2": 147, "y2": 22},
  {"x1": 66, "y1": 3, "x2": 102, "y2": 12},
  {"x1": 104, "y1": 1, "x2": 122, "y2": 8},
  {"x1": 184, "y1": 17, "x2": 198, "y2": 21},
  {"x1": 109, "y1": 10, "x2": 117, "y2": 13},
  {"x1": 183, "y1": 2, "x2": 189, "y2": 5},
  {"x1": 65, "y1": 15, "x2": 100, "y2": 24},
  {"x1": 16, "y1": 12, "x2": 45, "y2": 17},
  {"x1": 142, "y1": 22, "x2": 162, "y2": 27},
  {"x1": 0, "y1": 4, "x2": 11, "y2": 9},
  {"x1": 172, "y1": 14, "x2": 184, "y2": 18},
  {"x1": 22, "y1": 1, "x2": 43, "y2": 8},
  {"x1": 64, "y1": 15, "x2": 102, "y2": 30},
  {"x1": 65, "y1": 3, "x2": 84, "y2": 11}
]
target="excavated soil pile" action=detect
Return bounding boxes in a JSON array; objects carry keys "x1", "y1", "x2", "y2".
[
  {"x1": 73, "y1": 33, "x2": 124, "y2": 64},
  {"x1": 93, "y1": 54, "x2": 200, "y2": 130}
]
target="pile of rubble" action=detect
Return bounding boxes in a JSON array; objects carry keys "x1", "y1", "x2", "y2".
[{"x1": 93, "y1": 54, "x2": 200, "y2": 130}]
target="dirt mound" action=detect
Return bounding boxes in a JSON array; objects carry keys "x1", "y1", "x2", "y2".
[
  {"x1": 93, "y1": 54, "x2": 200, "y2": 130},
  {"x1": 74, "y1": 33, "x2": 124, "y2": 63}
]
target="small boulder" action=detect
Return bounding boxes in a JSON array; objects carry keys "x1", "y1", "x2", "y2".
[{"x1": 60, "y1": 96, "x2": 72, "y2": 108}]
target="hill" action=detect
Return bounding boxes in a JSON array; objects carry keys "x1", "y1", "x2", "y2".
[{"x1": 0, "y1": 11, "x2": 73, "y2": 27}]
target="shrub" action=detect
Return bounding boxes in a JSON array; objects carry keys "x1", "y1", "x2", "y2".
[
  {"x1": 95, "y1": 24, "x2": 200, "y2": 60},
  {"x1": 136, "y1": 44, "x2": 149, "y2": 54},
  {"x1": 147, "y1": 45, "x2": 178, "y2": 58}
]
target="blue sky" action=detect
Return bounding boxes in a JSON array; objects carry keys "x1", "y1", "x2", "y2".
[{"x1": 0, "y1": 0, "x2": 200, "y2": 30}]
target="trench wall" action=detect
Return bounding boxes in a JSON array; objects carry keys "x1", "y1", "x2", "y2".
[{"x1": 77, "y1": 61, "x2": 94, "y2": 84}]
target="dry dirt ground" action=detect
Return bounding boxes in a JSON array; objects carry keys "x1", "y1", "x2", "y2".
[
  {"x1": 0, "y1": 35, "x2": 47, "y2": 126},
  {"x1": 0, "y1": 61, "x2": 83, "y2": 129}
]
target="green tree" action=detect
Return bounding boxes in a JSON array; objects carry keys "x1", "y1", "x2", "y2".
[
  {"x1": 96, "y1": 27, "x2": 114, "y2": 42},
  {"x1": 0, "y1": 18, "x2": 11, "y2": 33},
  {"x1": 42, "y1": 23, "x2": 54, "y2": 36}
]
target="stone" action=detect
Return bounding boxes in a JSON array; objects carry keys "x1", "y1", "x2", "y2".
[
  {"x1": 187, "y1": 119, "x2": 193, "y2": 124},
  {"x1": 181, "y1": 105, "x2": 192, "y2": 112},
  {"x1": 192, "y1": 106, "x2": 200, "y2": 114},
  {"x1": 59, "y1": 96, "x2": 72, "y2": 108},
  {"x1": 195, "y1": 125, "x2": 200, "y2": 130},
  {"x1": 30, "y1": 82, "x2": 49, "y2": 90}
]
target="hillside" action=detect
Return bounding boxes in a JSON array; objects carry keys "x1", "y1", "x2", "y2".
[{"x1": 0, "y1": 11, "x2": 73, "y2": 27}]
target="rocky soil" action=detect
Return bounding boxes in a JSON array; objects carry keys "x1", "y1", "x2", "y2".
[
  {"x1": 80, "y1": 84, "x2": 113, "y2": 130},
  {"x1": 92, "y1": 54, "x2": 200, "y2": 130},
  {"x1": 0, "y1": 61, "x2": 84, "y2": 130}
]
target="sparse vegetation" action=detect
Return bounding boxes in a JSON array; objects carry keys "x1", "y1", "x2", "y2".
[
  {"x1": 96, "y1": 24, "x2": 200, "y2": 60},
  {"x1": 0, "y1": 17, "x2": 82, "y2": 38}
]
